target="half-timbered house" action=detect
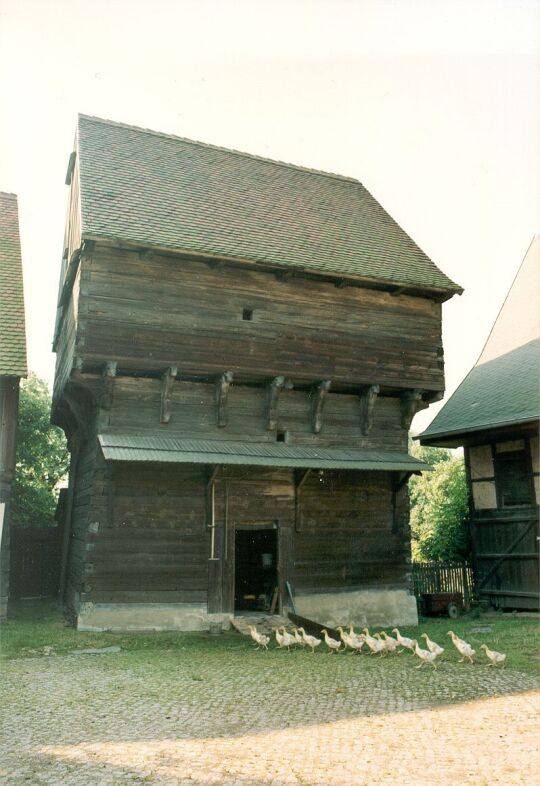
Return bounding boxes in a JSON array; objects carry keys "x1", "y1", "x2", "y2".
[
  {"x1": 53, "y1": 115, "x2": 461, "y2": 631},
  {"x1": 0, "y1": 192, "x2": 27, "y2": 622},
  {"x1": 420, "y1": 236, "x2": 539, "y2": 610}
]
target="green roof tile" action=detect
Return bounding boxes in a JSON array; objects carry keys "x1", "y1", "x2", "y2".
[
  {"x1": 0, "y1": 192, "x2": 27, "y2": 377},
  {"x1": 420, "y1": 237, "x2": 540, "y2": 444},
  {"x1": 76, "y1": 115, "x2": 461, "y2": 296}
]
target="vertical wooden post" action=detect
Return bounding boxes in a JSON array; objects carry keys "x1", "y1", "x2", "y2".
[{"x1": 0, "y1": 377, "x2": 20, "y2": 622}]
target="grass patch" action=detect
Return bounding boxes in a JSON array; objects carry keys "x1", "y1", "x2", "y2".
[{"x1": 1, "y1": 600, "x2": 538, "y2": 676}]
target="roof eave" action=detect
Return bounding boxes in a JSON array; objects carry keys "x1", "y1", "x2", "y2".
[
  {"x1": 81, "y1": 231, "x2": 464, "y2": 301},
  {"x1": 417, "y1": 415, "x2": 540, "y2": 447}
]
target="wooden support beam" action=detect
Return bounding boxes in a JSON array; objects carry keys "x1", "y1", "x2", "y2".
[
  {"x1": 99, "y1": 361, "x2": 117, "y2": 411},
  {"x1": 359, "y1": 384, "x2": 380, "y2": 435},
  {"x1": 160, "y1": 366, "x2": 178, "y2": 423},
  {"x1": 295, "y1": 469, "x2": 312, "y2": 531},
  {"x1": 266, "y1": 376, "x2": 293, "y2": 430},
  {"x1": 311, "y1": 380, "x2": 331, "y2": 434},
  {"x1": 215, "y1": 371, "x2": 233, "y2": 427},
  {"x1": 400, "y1": 389, "x2": 428, "y2": 430}
]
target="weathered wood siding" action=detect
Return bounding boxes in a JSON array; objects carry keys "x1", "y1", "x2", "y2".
[
  {"x1": 294, "y1": 471, "x2": 408, "y2": 592},
  {"x1": 73, "y1": 246, "x2": 444, "y2": 392},
  {"x1": 105, "y1": 377, "x2": 407, "y2": 451},
  {"x1": 63, "y1": 436, "x2": 107, "y2": 612},
  {"x1": 465, "y1": 433, "x2": 539, "y2": 610},
  {"x1": 77, "y1": 461, "x2": 408, "y2": 611},
  {"x1": 83, "y1": 463, "x2": 209, "y2": 604}
]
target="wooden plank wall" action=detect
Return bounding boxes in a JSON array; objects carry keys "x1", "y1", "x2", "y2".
[
  {"x1": 106, "y1": 377, "x2": 407, "y2": 451},
  {"x1": 294, "y1": 470, "x2": 407, "y2": 592},
  {"x1": 76, "y1": 461, "x2": 407, "y2": 611},
  {"x1": 75, "y1": 246, "x2": 444, "y2": 391},
  {"x1": 83, "y1": 463, "x2": 209, "y2": 604}
]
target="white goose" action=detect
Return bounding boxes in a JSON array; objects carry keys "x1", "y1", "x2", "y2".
[
  {"x1": 321, "y1": 629, "x2": 342, "y2": 654},
  {"x1": 447, "y1": 631, "x2": 475, "y2": 664},
  {"x1": 391, "y1": 628, "x2": 416, "y2": 653},
  {"x1": 297, "y1": 627, "x2": 322, "y2": 654},
  {"x1": 421, "y1": 633, "x2": 444, "y2": 657}
]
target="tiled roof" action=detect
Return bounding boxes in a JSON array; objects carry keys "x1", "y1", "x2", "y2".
[
  {"x1": 99, "y1": 433, "x2": 430, "y2": 471},
  {"x1": 76, "y1": 115, "x2": 461, "y2": 296},
  {"x1": 419, "y1": 340, "x2": 539, "y2": 444},
  {"x1": 0, "y1": 192, "x2": 27, "y2": 377},
  {"x1": 420, "y1": 237, "x2": 540, "y2": 444}
]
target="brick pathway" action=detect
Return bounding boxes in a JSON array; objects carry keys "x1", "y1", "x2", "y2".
[{"x1": 2, "y1": 645, "x2": 539, "y2": 785}]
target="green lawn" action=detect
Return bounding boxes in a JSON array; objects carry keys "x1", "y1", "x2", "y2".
[{"x1": 2, "y1": 599, "x2": 539, "y2": 676}]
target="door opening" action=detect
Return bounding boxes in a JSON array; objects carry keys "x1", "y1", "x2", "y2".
[{"x1": 234, "y1": 528, "x2": 278, "y2": 612}]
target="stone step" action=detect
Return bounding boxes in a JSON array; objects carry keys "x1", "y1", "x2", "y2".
[{"x1": 231, "y1": 613, "x2": 290, "y2": 637}]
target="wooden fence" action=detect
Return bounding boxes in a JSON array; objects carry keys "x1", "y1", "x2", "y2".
[
  {"x1": 411, "y1": 561, "x2": 474, "y2": 606},
  {"x1": 10, "y1": 526, "x2": 62, "y2": 600}
]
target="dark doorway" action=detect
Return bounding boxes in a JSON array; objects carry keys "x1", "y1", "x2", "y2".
[{"x1": 234, "y1": 528, "x2": 278, "y2": 612}]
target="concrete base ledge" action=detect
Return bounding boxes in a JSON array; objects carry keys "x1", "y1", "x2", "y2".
[
  {"x1": 293, "y1": 589, "x2": 418, "y2": 629},
  {"x1": 77, "y1": 602, "x2": 231, "y2": 633}
]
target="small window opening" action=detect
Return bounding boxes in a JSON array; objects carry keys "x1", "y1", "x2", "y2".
[
  {"x1": 242, "y1": 308, "x2": 253, "y2": 321},
  {"x1": 276, "y1": 430, "x2": 287, "y2": 443}
]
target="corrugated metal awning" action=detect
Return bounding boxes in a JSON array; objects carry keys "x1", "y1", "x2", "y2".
[{"x1": 98, "y1": 434, "x2": 430, "y2": 472}]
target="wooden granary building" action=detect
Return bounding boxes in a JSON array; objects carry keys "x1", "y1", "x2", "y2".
[
  {"x1": 0, "y1": 192, "x2": 27, "y2": 622},
  {"x1": 53, "y1": 116, "x2": 461, "y2": 631},
  {"x1": 420, "y1": 236, "x2": 539, "y2": 610}
]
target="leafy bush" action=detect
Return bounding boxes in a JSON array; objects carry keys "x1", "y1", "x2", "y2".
[
  {"x1": 11, "y1": 374, "x2": 68, "y2": 528},
  {"x1": 409, "y1": 444, "x2": 470, "y2": 561}
]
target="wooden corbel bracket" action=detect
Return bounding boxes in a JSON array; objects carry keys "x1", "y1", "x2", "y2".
[
  {"x1": 400, "y1": 389, "x2": 428, "y2": 430},
  {"x1": 215, "y1": 371, "x2": 234, "y2": 427},
  {"x1": 359, "y1": 384, "x2": 380, "y2": 436},
  {"x1": 311, "y1": 380, "x2": 332, "y2": 434},
  {"x1": 266, "y1": 376, "x2": 293, "y2": 431},
  {"x1": 99, "y1": 361, "x2": 117, "y2": 411},
  {"x1": 160, "y1": 366, "x2": 178, "y2": 423}
]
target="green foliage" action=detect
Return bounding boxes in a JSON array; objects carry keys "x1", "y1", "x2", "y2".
[
  {"x1": 11, "y1": 374, "x2": 68, "y2": 528},
  {"x1": 409, "y1": 444, "x2": 470, "y2": 562}
]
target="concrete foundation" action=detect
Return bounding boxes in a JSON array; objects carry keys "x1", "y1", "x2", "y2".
[
  {"x1": 293, "y1": 589, "x2": 418, "y2": 629},
  {"x1": 77, "y1": 602, "x2": 231, "y2": 633}
]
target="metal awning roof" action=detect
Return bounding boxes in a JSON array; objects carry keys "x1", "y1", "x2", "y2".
[{"x1": 98, "y1": 434, "x2": 430, "y2": 472}]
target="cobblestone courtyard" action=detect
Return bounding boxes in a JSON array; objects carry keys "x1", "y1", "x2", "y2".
[{"x1": 2, "y1": 634, "x2": 539, "y2": 786}]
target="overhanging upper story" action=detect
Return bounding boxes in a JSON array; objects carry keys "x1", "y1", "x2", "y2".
[{"x1": 51, "y1": 115, "x2": 462, "y2": 449}]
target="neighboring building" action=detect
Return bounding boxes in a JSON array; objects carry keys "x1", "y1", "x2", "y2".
[
  {"x1": 420, "y1": 236, "x2": 539, "y2": 609},
  {"x1": 0, "y1": 192, "x2": 28, "y2": 622},
  {"x1": 52, "y1": 115, "x2": 461, "y2": 631}
]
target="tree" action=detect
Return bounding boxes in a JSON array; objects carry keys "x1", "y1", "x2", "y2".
[
  {"x1": 11, "y1": 374, "x2": 69, "y2": 528},
  {"x1": 409, "y1": 443, "x2": 470, "y2": 562}
]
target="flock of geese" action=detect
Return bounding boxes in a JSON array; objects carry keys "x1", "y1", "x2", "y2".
[{"x1": 247, "y1": 624, "x2": 507, "y2": 669}]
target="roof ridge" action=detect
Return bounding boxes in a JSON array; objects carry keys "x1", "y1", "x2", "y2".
[
  {"x1": 77, "y1": 113, "x2": 362, "y2": 186},
  {"x1": 0, "y1": 191, "x2": 18, "y2": 199}
]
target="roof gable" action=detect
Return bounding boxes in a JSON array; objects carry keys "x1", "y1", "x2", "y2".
[
  {"x1": 75, "y1": 115, "x2": 461, "y2": 297},
  {"x1": 420, "y1": 236, "x2": 540, "y2": 444},
  {"x1": 0, "y1": 192, "x2": 27, "y2": 377}
]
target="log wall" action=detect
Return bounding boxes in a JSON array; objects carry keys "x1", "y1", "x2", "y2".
[{"x1": 70, "y1": 245, "x2": 444, "y2": 392}]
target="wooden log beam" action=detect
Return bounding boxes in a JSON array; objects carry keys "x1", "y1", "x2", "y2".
[
  {"x1": 311, "y1": 380, "x2": 331, "y2": 434},
  {"x1": 215, "y1": 371, "x2": 233, "y2": 427},
  {"x1": 359, "y1": 384, "x2": 380, "y2": 435},
  {"x1": 266, "y1": 376, "x2": 293, "y2": 430},
  {"x1": 400, "y1": 389, "x2": 428, "y2": 430},
  {"x1": 160, "y1": 366, "x2": 178, "y2": 423}
]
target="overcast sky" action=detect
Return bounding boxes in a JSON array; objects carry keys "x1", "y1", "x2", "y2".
[{"x1": 1, "y1": 0, "x2": 538, "y2": 433}]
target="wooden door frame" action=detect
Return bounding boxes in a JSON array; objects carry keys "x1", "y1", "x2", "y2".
[{"x1": 224, "y1": 519, "x2": 283, "y2": 615}]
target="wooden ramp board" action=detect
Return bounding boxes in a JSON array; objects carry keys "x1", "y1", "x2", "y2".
[{"x1": 287, "y1": 612, "x2": 342, "y2": 640}]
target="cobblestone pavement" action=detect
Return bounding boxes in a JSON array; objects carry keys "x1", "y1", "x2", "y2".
[{"x1": 2, "y1": 646, "x2": 539, "y2": 786}]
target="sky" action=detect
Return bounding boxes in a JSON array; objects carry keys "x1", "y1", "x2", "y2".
[{"x1": 1, "y1": 0, "x2": 539, "y2": 434}]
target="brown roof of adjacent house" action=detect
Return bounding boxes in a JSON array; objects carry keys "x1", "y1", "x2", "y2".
[
  {"x1": 0, "y1": 192, "x2": 27, "y2": 377},
  {"x1": 75, "y1": 115, "x2": 462, "y2": 298},
  {"x1": 419, "y1": 235, "x2": 540, "y2": 445}
]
